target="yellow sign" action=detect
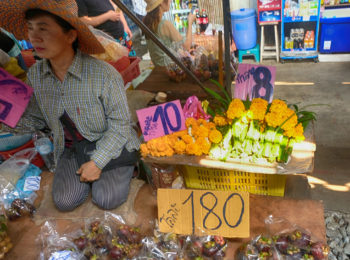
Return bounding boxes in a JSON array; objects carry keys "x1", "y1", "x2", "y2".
[{"x1": 157, "y1": 189, "x2": 250, "y2": 238}]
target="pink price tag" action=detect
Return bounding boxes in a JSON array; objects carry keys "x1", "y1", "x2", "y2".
[
  {"x1": 136, "y1": 100, "x2": 186, "y2": 141},
  {"x1": 234, "y1": 64, "x2": 276, "y2": 103},
  {"x1": 0, "y1": 68, "x2": 33, "y2": 128}
]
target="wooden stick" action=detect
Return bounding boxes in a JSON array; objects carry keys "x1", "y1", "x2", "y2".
[{"x1": 218, "y1": 31, "x2": 224, "y2": 86}]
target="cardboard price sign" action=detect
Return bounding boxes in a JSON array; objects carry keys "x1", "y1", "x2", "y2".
[
  {"x1": 158, "y1": 189, "x2": 249, "y2": 238},
  {"x1": 234, "y1": 64, "x2": 276, "y2": 103},
  {"x1": 136, "y1": 100, "x2": 186, "y2": 141},
  {"x1": 0, "y1": 68, "x2": 33, "y2": 127}
]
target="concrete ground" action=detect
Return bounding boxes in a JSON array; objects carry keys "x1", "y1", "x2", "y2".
[{"x1": 134, "y1": 28, "x2": 350, "y2": 213}]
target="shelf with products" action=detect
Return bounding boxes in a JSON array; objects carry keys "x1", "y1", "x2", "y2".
[
  {"x1": 283, "y1": 15, "x2": 319, "y2": 22},
  {"x1": 281, "y1": 0, "x2": 321, "y2": 61},
  {"x1": 324, "y1": 3, "x2": 350, "y2": 7},
  {"x1": 172, "y1": 9, "x2": 191, "y2": 14}
]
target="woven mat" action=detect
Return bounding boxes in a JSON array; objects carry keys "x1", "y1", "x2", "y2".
[{"x1": 33, "y1": 178, "x2": 145, "y2": 226}]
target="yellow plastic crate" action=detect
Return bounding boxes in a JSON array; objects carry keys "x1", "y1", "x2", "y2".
[{"x1": 180, "y1": 165, "x2": 286, "y2": 197}]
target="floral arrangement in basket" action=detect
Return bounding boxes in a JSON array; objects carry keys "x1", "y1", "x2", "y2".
[{"x1": 140, "y1": 80, "x2": 317, "y2": 164}]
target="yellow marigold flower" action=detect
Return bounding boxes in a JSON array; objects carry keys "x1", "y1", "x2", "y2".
[
  {"x1": 213, "y1": 115, "x2": 228, "y2": 126},
  {"x1": 185, "y1": 117, "x2": 197, "y2": 128},
  {"x1": 227, "y1": 99, "x2": 245, "y2": 120},
  {"x1": 293, "y1": 123, "x2": 305, "y2": 141},
  {"x1": 186, "y1": 143, "x2": 202, "y2": 156},
  {"x1": 182, "y1": 134, "x2": 194, "y2": 144},
  {"x1": 206, "y1": 122, "x2": 216, "y2": 130},
  {"x1": 208, "y1": 129, "x2": 223, "y2": 144},
  {"x1": 140, "y1": 143, "x2": 149, "y2": 157},
  {"x1": 146, "y1": 138, "x2": 158, "y2": 153},
  {"x1": 189, "y1": 124, "x2": 199, "y2": 137},
  {"x1": 197, "y1": 118, "x2": 207, "y2": 126},
  {"x1": 196, "y1": 125, "x2": 209, "y2": 138},
  {"x1": 166, "y1": 134, "x2": 178, "y2": 148},
  {"x1": 172, "y1": 130, "x2": 187, "y2": 137},
  {"x1": 173, "y1": 140, "x2": 186, "y2": 154},
  {"x1": 249, "y1": 98, "x2": 268, "y2": 121},
  {"x1": 269, "y1": 99, "x2": 288, "y2": 114},
  {"x1": 196, "y1": 137, "x2": 211, "y2": 154},
  {"x1": 281, "y1": 108, "x2": 298, "y2": 132}
]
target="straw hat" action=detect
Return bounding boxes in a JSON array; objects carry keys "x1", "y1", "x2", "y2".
[
  {"x1": 145, "y1": 0, "x2": 163, "y2": 12},
  {"x1": 0, "y1": 0, "x2": 104, "y2": 54}
]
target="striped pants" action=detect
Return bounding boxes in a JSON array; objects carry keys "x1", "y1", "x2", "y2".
[{"x1": 52, "y1": 149, "x2": 134, "y2": 211}]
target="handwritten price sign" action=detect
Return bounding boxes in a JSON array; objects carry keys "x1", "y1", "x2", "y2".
[
  {"x1": 234, "y1": 64, "x2": 276, "y2": 103},
  {"x1": 0, "y1": 68, "x2": 33, "y2": 127},
  {"x1": 136, "y1": 100, "x2": 186, "y2": 141},
  {"x1": 158, "y1": 189, "x2": 250, "y2": 238}
]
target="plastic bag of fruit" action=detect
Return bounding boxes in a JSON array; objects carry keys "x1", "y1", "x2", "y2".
[
  {"x1": 139, "y1": 230, "x2": 184, "y2": 259},
  {"x1": 181, "y1": 234, "x2": 227, "y2": 259},
  {"x1": 37, "y1": 220, "x2": 84, "y2": 260},
  {"x1": 68, "y1": 213, "x2": 144, "y2": 259},
  {"x1": 235, "y1": 234, "x2": 278, "y2": 260},
  {"x1": 89, "y1": 27, "x2": 129, "y2": 62},
  {"x1": 265, "y1": 215, "x2": 329, "y2": 260}
]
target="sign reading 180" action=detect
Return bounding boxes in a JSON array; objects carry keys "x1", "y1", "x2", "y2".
[
  {"x1": 157, "y1": 189, "x2": 250, "y2": 238},
  {"x1": 136, "y1": 100, "x2": 186, "y2": 141}
]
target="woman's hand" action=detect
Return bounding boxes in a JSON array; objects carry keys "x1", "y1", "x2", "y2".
[
  {"x1": 108, "y1": 10, "x2": 121, "y2": 22},
  {"x1": 77, "y1": 160, "x2": 102, "y2": 182},
  {"x1": 187, "y1": 13, "x2": 196, "y2": 25}
]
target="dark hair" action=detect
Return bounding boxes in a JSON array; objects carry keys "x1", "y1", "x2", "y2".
[
  {"x1": 143, "y1": 6, "x2": 161, "y2": 39},
  {"x1": 25, "y1": 9, "x2": 78, "y2": 52}
]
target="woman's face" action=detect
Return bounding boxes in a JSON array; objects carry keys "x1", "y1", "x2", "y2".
[
  {"x1": 27, "y1": 15, "x2": 77, "y2": 60},
  {"x1": 160, "y1": 0, "x2": 171, "y2": 12}
]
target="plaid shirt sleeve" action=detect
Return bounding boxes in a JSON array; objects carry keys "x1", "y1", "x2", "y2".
[{"x1": 90, "y1": 69, "x2": 135, "y2": 169}]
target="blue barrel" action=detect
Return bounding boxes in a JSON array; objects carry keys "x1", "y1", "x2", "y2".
[{"x1": 231, "y1": 8, "x2": 257, "y2": 50}]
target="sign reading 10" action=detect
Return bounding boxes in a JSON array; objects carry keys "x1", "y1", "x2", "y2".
[{"x1": 153, "y1": 103, "x2": 182, "y2": 135}]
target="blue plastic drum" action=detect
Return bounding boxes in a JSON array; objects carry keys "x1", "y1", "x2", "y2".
[{"x1": 231, "y1": 8, "x2": 257, "y2": 50}]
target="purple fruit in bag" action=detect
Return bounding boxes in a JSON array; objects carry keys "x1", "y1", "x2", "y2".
[
  {"x1": 310, "y1": 241, "x2": 329, "y2": 260},
  {"x1": 73, "y1": 236, "x2": 88, "y2": 250},
  {"x1": 289, "y1": 230, "x2": 311, "y2": 248}
]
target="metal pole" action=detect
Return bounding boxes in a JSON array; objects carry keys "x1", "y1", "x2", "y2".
[
  {"x1": 222, "y1": 0, "x2": 232, "y2": 97},
  {"x1": 111, "y1": 0, "x2": 207, "y2": 90}
]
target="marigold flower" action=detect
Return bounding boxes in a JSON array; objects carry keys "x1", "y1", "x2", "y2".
[
  {"x1": 185, "y1": 117, "x2": 197, "y2": 128},
  {"x1": 209, "y1": 129, "x2": 223, "y2": 144},
  {"x1": 213, "y1": 115, "x2": 228, "y2": 126},
  {"x1": 196, "y1": 125, "x2": 209, "y2": 138},
  {"x1": 172, "y1": 130, "x2": 187, "y2": 137},
  {"x1": 249, "y1": 98, "x2": 268, "y2": 121},
  {"x1": 206, "y1": 122, "x2": 216, "y2": 130},
  {"x1": 182, "y1": 134, "x2": 194, "y2": 144},
  {"x1": 140, "y1": 143, "x2": 149, "y2": 157},
  {"x1": 186, "y1": 142, "x2": 202, "y2": 156},
  {"x1": 269, "y1": 99, "x2": 288, "y2": 114},
  {"x1": 227, "y1": 99, "x2": 245, "y2": 120},
  {"x1": 166, "y1": 134, "x2": 178, "y2": 148},
  {"x1": 281, "y1": 108, "x2": 298, "y2": 132},
  {"x1": 173, "y1": 140, "x2": 186, "y2": 154},
  {"x1": 196, "y1": 137, "x2": 211, "y2": 154}
]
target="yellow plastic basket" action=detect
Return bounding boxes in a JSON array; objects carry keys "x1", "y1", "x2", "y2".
[{"x1": 180, "y1": 165, "x2": 286, "y2": 197}]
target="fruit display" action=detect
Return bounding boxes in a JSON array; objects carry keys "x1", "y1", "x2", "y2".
[
  {"x1": 0, "y1": 215, "x2": 12, "y2": 259},
  {"x1": 72, "y1": 220, "x2": 144, "y2": 259},
  {"x1": 166, "y1": 63, "x2": 186, "y2": 83},
  {"x1": 235, "y1": 230, "x2": 329, "y2": 260},
  {"x1": 182, "y1": 235, "x2": 227, "y2": 259},
  {"x1": 5, "y1": 198, "x2": 35, "y2": 221}
]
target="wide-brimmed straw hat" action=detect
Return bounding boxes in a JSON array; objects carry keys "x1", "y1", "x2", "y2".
[
  {"x1": 0, "y1": 0, "x2": 104, "y2": 54},
  {"x1": 145, "y1": 0, "x2": 163, "y2": 13}
]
